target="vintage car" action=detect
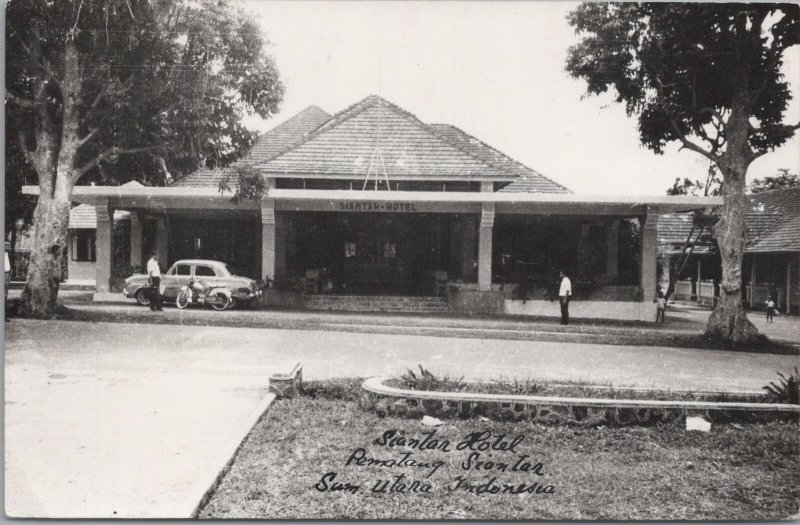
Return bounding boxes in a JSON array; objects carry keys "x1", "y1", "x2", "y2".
[{"x1": 123, "y1": 259, "x2": 261, "y2": 307}]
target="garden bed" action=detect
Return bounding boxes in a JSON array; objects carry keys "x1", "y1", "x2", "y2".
[
  {"x1": 360, "y1": 370, "x2": 799, "y2": 426},
  {"x1": 198, "y1": 378, "x2": 799, "y2": 520}
]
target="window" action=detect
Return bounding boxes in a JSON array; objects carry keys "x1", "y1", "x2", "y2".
[
  {"x1": 171, "y1": 264, "x2": 191, "y2": 276},
  {"x1": 70, "y1": 230, "x2": 95, "y2": 262},
  {"x1": 195, "y1": 265, "x2": 217, "y2": 277},
  {"x1": 345, "y1": 242, "x2": 357, "y2": 258}
]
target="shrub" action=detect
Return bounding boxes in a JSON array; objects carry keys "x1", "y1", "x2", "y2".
[
  {"x1": 763, "y1": 367, "x2": 800, "y2": 404},
  {"x1": 400, "y1": 364, "x2": 466, "y2": 392}
]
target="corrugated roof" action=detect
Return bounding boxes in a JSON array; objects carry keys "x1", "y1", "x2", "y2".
[{"x1": 172, "y1": 105, "x2": 332, "y2": 188}]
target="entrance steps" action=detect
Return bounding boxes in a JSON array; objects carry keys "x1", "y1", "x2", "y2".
[{"x1": 304, "y1": 294, "x2": 448, "y2": 314}]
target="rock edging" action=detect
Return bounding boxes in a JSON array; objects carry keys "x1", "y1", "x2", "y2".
[{"x1": 359, "y1": 377, "x2": 800, "y2": 427}]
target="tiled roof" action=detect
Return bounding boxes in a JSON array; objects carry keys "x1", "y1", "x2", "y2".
[
  {"x1": 657, "y1": 213, "x2": 717, "y2": 255},
  {"x1": 68, "y1": 181, "x2": 140, "y2": 228},
  {"x1": 68, "y1": 205, "x2": 130, "y2": 229},
  {"x1": 657, "y1": 186, "x2": 800, "y2": 254},
  {"x1": 427, "y1": 124, "x2": 570, "y2": 193},
  {"x1": 745, "y1": 186, "x2": 800, "y2": 252},
  {"x1": 257, "y1": 95, "x2": 561, "y2": 184},
  {"x1": 172, "y1": 105, "x2": 332, "y2": 188}
]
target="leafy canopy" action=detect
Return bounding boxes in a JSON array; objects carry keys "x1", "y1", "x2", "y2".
[
  {"x1": 749, "y1": 168, "x2": 799, "y2": 193},
  {"x1": 5, "y1": 0, "x2": 284, "y2": 187},
  {"x1": 566, "y1": 3, "x2": 799, "y2": 162}
]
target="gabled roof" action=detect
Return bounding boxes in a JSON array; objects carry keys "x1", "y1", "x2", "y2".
[
  {"x1": 172, "y1": 105, "x2": 332, "y2": 188},
  {"x1": 745, "y1": 186, "x2": 800, "y2": 253},
  {"x1": 255, "y1": 95, "x2": 565, "y2": 187},
  {"x1": 427, "y1": 124, "x2": 570, "y2": 193}
]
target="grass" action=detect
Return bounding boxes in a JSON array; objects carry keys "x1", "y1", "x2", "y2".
[{"x1": 198, "y1": 379, "x2": 799, "y2": 520}]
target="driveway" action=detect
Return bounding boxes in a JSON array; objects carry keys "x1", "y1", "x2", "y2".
[{"x1": 5, "y1": 318, "x2": 799, "y2": 518}]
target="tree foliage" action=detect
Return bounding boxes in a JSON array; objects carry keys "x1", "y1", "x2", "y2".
[
  {"x1": 5, "y1": 0, "x2": 284, "y2": 317},
  {"x1": 566, "y1": 3, "x2": 799, "y2": 345},
  {"x1": 566, "y1": 3, "x2": 799, "y2": 161},
  {"x1": 749, "y1": 168, "x2": 799, "y2": 193},
  {"x1": 218, "y1": 164, "x2": 268, "y2": 204},
  {"x1": 6, "y1": 0, "x2": 284, "y2": 187}
]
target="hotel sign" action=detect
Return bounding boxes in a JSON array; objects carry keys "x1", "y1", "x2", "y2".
[
  {"x1": 338, "y1": 201, "x2": 418, "y2": 212},
  {"x1": 277, "y1": 198, "x2": 480, "y2": 214}
]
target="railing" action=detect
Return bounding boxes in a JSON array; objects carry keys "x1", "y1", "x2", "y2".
[
  {"x1": 697, "y1": 281, "x2": 718, "y2": 305},
  {"x1": 674, "y1": 280, "x2": 694, "y2": 300}
]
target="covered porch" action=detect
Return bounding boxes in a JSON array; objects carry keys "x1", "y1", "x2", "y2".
[{"x1": 23, "y1": 184, "x2": 719, "y2": 321}]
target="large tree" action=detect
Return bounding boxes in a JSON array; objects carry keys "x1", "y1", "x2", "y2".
[
  {"x1": 6, "y1": 0, "x2": 283, "y2": 317},
  {"x1": 566, "y1": 3, "x2": 799, "y2": 345}
]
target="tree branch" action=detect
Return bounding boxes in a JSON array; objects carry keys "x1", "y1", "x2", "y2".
[
  {"x1": 73, "y1": 145, "x2": 164, "y2": 180},
  {"x1": 663, "y1": 112, "x2": 717, "y2": 160},
  {"x1": 76, "y1": 128, "x2": 98, "y2": 149},
  {"x1": 83, "y1": 80, "x2": 134, "y2": 122}
]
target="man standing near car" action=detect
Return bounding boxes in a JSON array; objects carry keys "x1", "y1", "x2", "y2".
[
  {"x1": 558, "y1": 270, "x2": 571, "y2": 325},
  {"x1": 147, "y1": 252, "x2": 163, "y2": 311}
]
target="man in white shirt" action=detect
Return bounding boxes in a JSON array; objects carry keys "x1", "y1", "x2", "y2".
[
  {"x1": 146, "y1": 252, "x2": 163, "y2": 311},
  {"x1": 558, "y1": 270, "x2": 571, "y2": 325}
]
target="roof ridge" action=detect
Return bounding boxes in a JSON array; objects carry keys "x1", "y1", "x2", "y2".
[
  {"x1": 747, "y1": 185, "x2": 800, "y2": 197},
  {"x1": 255, "y1": 96, "x2": 385, "y2": 167},
  {"x1": 260, "y1": 94, "x2": 523, "y2": 178},
  {"x1": 427, "y1": 122, "x2": 572, "y2": 193}
]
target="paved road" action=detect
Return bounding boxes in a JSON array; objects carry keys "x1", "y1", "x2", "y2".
[{"x1": 4, "y1": 318, "x2": 799, "y2": 518}]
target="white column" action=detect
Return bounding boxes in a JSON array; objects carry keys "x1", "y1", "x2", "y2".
[
  {"x1": 640, "y1": 212, "x2": 659, "y2": 304},
  {"x1": 95, "y1": 204, "x2": 113, "y2": 293},
  {"x1": 129, "y1": 211, "x2": 143, "y2": 268},
  {"x1": 478, "y1": 202, "x2": 495, "y2": 291},
  {"x1": 261, "y1": 199, "x2": 276, "y2": 281}
]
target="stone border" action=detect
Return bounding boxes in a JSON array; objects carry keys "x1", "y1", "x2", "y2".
[{"x1": 360, "y1": 377, "x2": 799, "y2": 426}]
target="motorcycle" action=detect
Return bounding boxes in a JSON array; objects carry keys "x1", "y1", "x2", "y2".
[{"x1": 175, "y1": 278, "x2": 233, "y2": 311}]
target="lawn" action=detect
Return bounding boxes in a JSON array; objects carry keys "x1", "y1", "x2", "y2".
[{"x1": 199, "y1": 379, "x2": 799, "y2": 520}]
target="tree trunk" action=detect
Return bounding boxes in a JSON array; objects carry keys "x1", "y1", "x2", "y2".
[
  {"x1": 18, "y1": 196, "x2": 71, "y2": 318},
  {"x1": 18, "y1": 41, "x2": 83, "y2": 318},
  {"x1": 705, "y1": 152, "x2": 759, "y2": 346}
]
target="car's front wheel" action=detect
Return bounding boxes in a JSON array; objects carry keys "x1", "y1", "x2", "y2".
[{"x1": 135, "y1": 288, "x2": 151, "y2": 306}]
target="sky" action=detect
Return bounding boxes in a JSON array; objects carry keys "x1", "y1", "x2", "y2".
[{"x1": 239, "y1": 1, "x2": 800, "y2": 196}]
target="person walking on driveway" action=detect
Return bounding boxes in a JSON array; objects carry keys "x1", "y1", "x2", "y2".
[
  {"x1": 558, "y1": 270, "x2": 571, "y2": 325},
  {"x1": 147, "y1": 252, "x2": 163, "y2": 311},
  {"x1": 656, "y1": 290, "x2": 667, "y2": 323},
  {"x1": 765, "y1": 296, "x2": 776, "y2": 323}
]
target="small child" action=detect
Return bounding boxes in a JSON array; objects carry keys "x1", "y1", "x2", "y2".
[
  {"x1": 765, "y1": 297, "x2": 776, "y2": 323},
  {"x1": 656, "y1": 290, "x2": 667, "y2": 323}
]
